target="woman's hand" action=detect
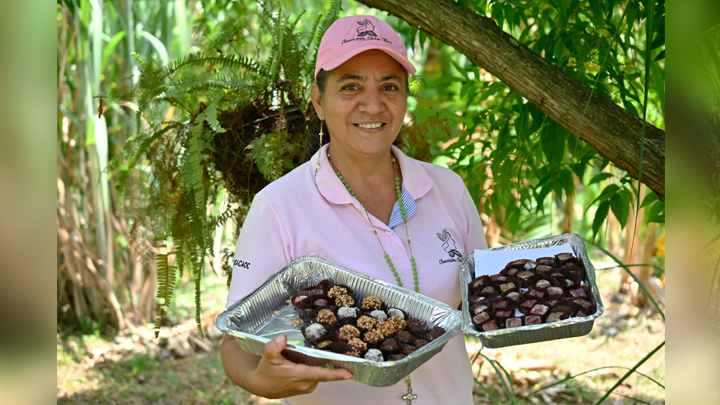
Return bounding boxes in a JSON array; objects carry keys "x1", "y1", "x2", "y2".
[{"x1": 221, "y1": 333, "x2": 353, "y2": 399}]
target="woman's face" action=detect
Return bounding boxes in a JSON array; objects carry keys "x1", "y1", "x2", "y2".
[{"x1": 311, "y1": 49, "x2": 408, "y2": 161}]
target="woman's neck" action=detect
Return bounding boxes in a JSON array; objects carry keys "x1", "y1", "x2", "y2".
[{"x1": 326, "y1": 145, "x2": 396, "y2": 184}]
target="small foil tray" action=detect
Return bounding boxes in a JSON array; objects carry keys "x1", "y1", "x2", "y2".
[
  {"x1": 460, "y1": 233, "x2": 604, "y2": 348},
  {"x1": 216, "y1": 256, "x2": 462, "y2": 387}
]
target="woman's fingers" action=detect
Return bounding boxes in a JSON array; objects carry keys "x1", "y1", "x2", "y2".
[
  {"x1": 260, "y1": 334, "x2": 353, "y2": 387},
  {"x1": 263, "y1": 334, "x2": 290, "y2": 366}
]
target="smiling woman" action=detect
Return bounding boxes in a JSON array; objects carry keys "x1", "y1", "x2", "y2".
[{"x1": 221, "y1": 15, "x2": 488, "y2": 405}]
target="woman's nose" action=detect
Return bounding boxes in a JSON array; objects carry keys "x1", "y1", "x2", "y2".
[{"x1": 358, "y1": 89, "x2": 382, "y2": 113}]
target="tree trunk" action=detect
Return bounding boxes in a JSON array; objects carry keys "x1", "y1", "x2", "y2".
[{"x1": 359, "y1": 0, "x2": 665, "y2": 198}]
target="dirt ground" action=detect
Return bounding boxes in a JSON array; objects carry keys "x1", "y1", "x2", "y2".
[{"x1": 57, "y1": 269, "x2": 667, "y2": 404}]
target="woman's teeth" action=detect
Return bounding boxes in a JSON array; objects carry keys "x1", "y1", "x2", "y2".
[{"x1": 356, "y1": 123, "x2": 383, "y2": 129}]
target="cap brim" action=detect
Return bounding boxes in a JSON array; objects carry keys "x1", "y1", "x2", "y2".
[{"x1": 317, "y1": 44, "x2": 416, "y2": 79}]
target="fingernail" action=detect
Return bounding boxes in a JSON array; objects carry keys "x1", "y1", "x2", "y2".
[{"x1": 274, "y1": 335, "x2": 283, "y2": 344}]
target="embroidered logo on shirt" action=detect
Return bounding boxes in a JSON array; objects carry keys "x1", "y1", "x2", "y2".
[
  {"x1": 437, "y1": 229, "x2": 463, "y2": 264},
  {"x1": 233, "y1": 259, "x2": 251, "y2": 270}
]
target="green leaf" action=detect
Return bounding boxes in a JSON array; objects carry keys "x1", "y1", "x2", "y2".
[
  {"x1": 559, "y1": 169, "x2": 574, "y2": 197},
  {"x1": 587, "y1": 183, "x2": 620, "y2": 208},
  {"x1": 450, "y1": 58, "x2": 470, "y2": 80},
  {"x1": 588, "y1": 172, "x2": 614, "y2": 185},
  {"x1": 640, "y1": 191, "x2": 658, "y2": 208},
  {"x1": 647, "y1": 200, "x2": 665, "y2": 223},
  {"x1": 138, "y1": 30, "x2": 170, "y2": 66},
  {"x1": 101, "y1": 31, "x2": 127, "y2": 73},
  {"x1": 593, "y1": 200, "x2": 611, "y2": 237},
  {"x1": 610, "y1": 193, "x2": 629, "y2": 228}
]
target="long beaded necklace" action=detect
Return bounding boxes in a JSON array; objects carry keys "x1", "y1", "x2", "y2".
[{"x1": 327, "y1": 150, "x2": 419, "y2": 403}]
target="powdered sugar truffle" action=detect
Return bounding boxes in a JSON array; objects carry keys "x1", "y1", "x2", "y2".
[
  {"x1": 337, "y1": 306, "x2": 357, "y2": 319},
  {"x1": 304, "y1": 323, "x2": 326, "y2": 341},
  {"x1": 369, "y1": 310, "x2": 388, "y2": 323},
  {"x1": 387, "y1": 308, "x2": 404, "y2": 319},
  {"x1": 364, "y1": 348, "x2": 384, "y2": 362}
]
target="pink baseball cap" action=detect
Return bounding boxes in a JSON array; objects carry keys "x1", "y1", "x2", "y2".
[{"x1": 315, "y1": 15, "x2": 416, "y2": 80}]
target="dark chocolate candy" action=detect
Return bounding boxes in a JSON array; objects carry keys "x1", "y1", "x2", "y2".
[
  {"x1": 472, "y1": 311, "x2": 490, "y2": 325},
  {"x1": 506, "y1": 318, "x2": 523, "y2": 328},
  {"x1": 482, "y1": 321, "x2": 499, "y2": 331}
]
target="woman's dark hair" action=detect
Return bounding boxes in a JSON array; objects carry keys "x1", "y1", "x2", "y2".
[{"x1": 300, "y1": 68, "x2": 409, "y2": 162}]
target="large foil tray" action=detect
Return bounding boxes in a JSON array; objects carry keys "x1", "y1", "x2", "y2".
[
  {"x1": 460, "y1": 233, "x2": 604, "y2": 348},
  {"x1": 216, "y1": 256, "x2": 462, "y2": 387}
]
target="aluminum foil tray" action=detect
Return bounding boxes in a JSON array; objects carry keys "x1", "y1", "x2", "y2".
[
  {"x1": 460, "y1": 233, "x2": 604, "y2": 348},
  {"x1": 216, "y1": 256, "x2": 462, "y2": 387}
]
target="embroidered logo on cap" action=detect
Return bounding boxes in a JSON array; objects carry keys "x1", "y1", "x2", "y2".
[
  {"x1": 356, "y1": 19, "x2": 377, "y2": 37},
  {"x1": 341, "y1": 19, "x2": 393, "y2": 45}
]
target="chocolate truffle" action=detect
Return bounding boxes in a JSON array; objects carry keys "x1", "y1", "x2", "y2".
[
  {"x1": 395, "y1": 330, "x2": 414, "y2": 344},
  {"x1": 304, "y1": 323, "x2": 327, "y2": 341},
  {"x1": 338, "y1": 325, "x2": 360, "y2": 342},
  {"x1": 380, "y1": 338, "x2": 400, "y2": 354},
  {"x1": 363, "y1": 329, "x2": 385, "y2": 345},
  {"x1": 495, "y1": 309, "x2": 514, "y2": 319},
  {"x1": 536, "y1": 265, "x2": 552, "y2": 274},
  {"x1": 315, "y1": 310, "x2": 337, "y2": 326},
  {"x1": 361, "y1": 296, "x2": 383, "y2": 311},
  {"x1": 426, "y1": 325, "x2": 446, "y2": 341},
  {"x1": 356, "y1": 315, "x2": 378, "y2": 331},
  {"x1": 292, "y1": 295, "x2": 307, "y2": 304},
  {"x1": 347, "y1": 337, "x2": 367, "y2": 353},
  {"x1": 401, "y1": 344, "x2": 417, "y2": 356},
  {"x1": 364, "y1": 348, "x2": 384, "y2": 362},
  {"x1": 387, "y1": 308, "x2": 405, "y2": 319},
  {"x1": 406, "y1": 318, "x2": 426, "y2": 335},
  {"x1": 327, "y1": 286, "x2": 348, "y2": 298},
  {"x1": 369, "y1": 309, "x2": 388, "y2": 323},
  {"x1": 376, "y1": 321, "x2": 396, "y2": 337},
  {"x1": 335, "y1": 295, "x2": 355, "y2": 307},
  {"x1": 414, "y1": 339, "x2": 428, "y2": 348},
  {"x1": 388, "y1": 316, "x2": 407, "y2": 331},
  {"x1": 390, "y1": 354, "x2": 406, "y2": 361},
  {"x1": 524, "y1": 260, "x2": 538, "y2": 271},
  {"x1": 337, "y1": 306, "x2": 358, "y2": 319},
  {"x1": 535, "y1": 279, "x2": 551, "y2": 289}
]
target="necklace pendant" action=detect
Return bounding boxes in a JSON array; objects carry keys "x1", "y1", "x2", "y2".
[{"x1": 402, "y1": 386, "x2": 418, "y2": 404}]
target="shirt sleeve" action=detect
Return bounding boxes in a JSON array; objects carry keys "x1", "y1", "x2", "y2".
[{"x1": 225, "y1": 192, "x2": 292, "y2": 308}]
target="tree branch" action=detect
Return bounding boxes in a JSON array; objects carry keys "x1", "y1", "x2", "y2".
[{"x1": 359, "y1": 0, "x2": 665, "y2": 197}]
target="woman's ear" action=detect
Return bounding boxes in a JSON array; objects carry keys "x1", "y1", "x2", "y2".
[{"x1": 310, "y1": 83, "x2": 324, "y2": 121}]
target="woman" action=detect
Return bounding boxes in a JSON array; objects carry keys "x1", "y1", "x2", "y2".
[{"x1": 221, "y1": 15, "x2": 488, "y2": 404}]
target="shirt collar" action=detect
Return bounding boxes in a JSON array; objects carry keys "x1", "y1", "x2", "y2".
[{"x1": 313, "y1": 144, "x2": 433, "y2": 205}]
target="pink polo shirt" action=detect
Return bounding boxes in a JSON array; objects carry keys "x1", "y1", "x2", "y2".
[{"x1": 226, "y1": 144, "x2": 487, "y2": 405}]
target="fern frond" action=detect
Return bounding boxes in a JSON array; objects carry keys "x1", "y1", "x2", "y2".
[{"x1": 154, "y1": 252, "x2": 176, "y2": 338}]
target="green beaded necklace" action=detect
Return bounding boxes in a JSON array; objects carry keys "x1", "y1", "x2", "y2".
[{"x1": 327, "y1": 151, "x2": 419, "y2": 294}]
